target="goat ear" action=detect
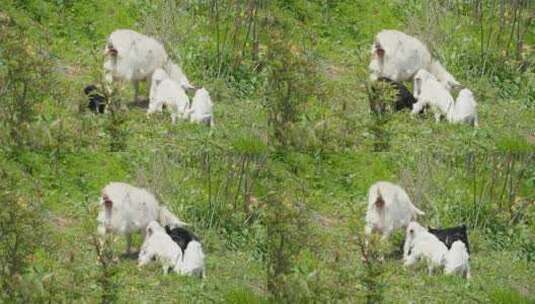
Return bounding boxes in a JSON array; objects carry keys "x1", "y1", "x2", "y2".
[{"x1": 147, "y1": 227, "x2": 153, "y2": 237}]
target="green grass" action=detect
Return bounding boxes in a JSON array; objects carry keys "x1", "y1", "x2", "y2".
[
  {"x1": 1, "y1": 0, "x2": 534, "y2": 302},
  {"x1": 266, "y1": 152, "x2": 535, "y2": 302}
]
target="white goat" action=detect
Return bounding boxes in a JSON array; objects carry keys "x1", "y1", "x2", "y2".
[
  {"x1": 147, "y1": 68, "x2": 190, "y2": 124},
  {"x1": 444, "y1": 240, "x2": 471, "y2": 279},
  {"x1": 148, "y1": 68, "x2": 168, "y2": 111},
  {"x1": 103, "y1": 29, "x2": 193, "y2": 101},
  {"x1": 448, "y1": 88, "x2": 479, "y2": 127},
  {"x1": 138, "y1": 221, "x2": 206, "y2": 277},
  {"x1": 403, "y1": 221, "x2": 449, "y2": 275},
  {"x1": 369, "y1": 30, "x2": 460, "y2": 91},
  {"x1": 96, "y1": 182, "x2": 187, "y2": 254},
  {"x1": 178, "y1": 240, "x2": 206, "y2": 278},
  {"x1": 138, "y1": 221, "x2": 183, "y2": 274},
  {"x1": 187, "y1": 87, "x2": 214, "y2": 127},
  {"x1": 365, "y1": 181, "x2": 425, "y2": 240},
  {"x1": 411, "y1": 69, "x2": 455, "y2": 122},
  {"x1": 164, "y1": 61, "x2": 194, "y2": 91}
]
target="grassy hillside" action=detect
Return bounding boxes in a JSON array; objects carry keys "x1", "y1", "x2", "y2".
[{"x1": 1, "y1": 0, "x2": 534, "y2": 303}]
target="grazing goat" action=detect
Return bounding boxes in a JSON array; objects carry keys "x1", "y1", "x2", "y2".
[
  {"x1": 148, "y1": 68, "x2": 168, "y2": 111},
  {"x1": 444, "y1": 240, "x2": 471, "y2": 279},
  {"x1": 369, "y1": 77, "x2": 418, "y2": 114},
  {"x1": 178, "y1": 238, "x2": 206, "y2": 278},
  {"x1": 403, "y1": 221, "x2": 448, "y2": 275},
  {"x1": 165, "y1": 226, "x2": 205, "y2": 277},
  {"x1": 138, "y1": 221, "x2": 183, "y2": 274},
  {"x1": 138, "y1": 222, "x2": 205, "y2": 277},
  {"x1": 448, "y1": 88, "x2": 479, "y2": 127},
  {"x1": 96, "y1": 182, "x2": 187, "y2": 254},
  {"x1": 369, "y1": 30, "x2": 460, "y2": 91},
  {"x1": 147, "y1": 68, "x2": 190, "y2": 124},
  {"x1": 365, "y1": 181, "x2": 425, "y2": 240},
  {"x1": 103, "y1": 29, "x2": 193, "y2": 102},
  {"x1": 411, "y1": 69, "x2": 455, "y2": 122},
  {"x1": 428, "y1": 225, "x2": 470, "y2": 254},
  {"x1": 84, "y1": 85, "x2": 106, "y2": 114},
  {"x1": 187, "y1": 87, "x2": 214, "y2": 127}
]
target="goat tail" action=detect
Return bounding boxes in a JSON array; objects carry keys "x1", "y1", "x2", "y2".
[
  {"x1": 159, "y1": 206, "x2": 188, "y2": 228},
  {"x1": 412, "y1": 205, "x2": 425, "y2": 217}
]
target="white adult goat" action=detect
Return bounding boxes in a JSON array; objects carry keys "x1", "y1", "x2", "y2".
[
  {"x1": 103, "y1": 29, "x2": 194, "y2": 101},
  {"x1": 369, "y1": 30, "x2": 460, "y2": 91},
  {"x1": 96, "y1": 182, "x2": 187, "y2": 254},
  {"x1": 365, "y1": 181, "x2": 425, "y2": 240}
]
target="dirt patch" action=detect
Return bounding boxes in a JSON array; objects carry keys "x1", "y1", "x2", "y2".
[
  {"x1": 324, "y1": 64, "x2": 348, "y2": 80},
  {"x1": 50, "y1": 213, "x2": 75, "y2": 230},
  {"x1": 311, "y1": 211, "x2": 337, "y2": 228}
]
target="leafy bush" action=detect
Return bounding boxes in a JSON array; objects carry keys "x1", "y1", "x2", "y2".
[
  {"x1": 261, "y1": 6, "x2": 325, "y2": 150},
  {"x1": 263, "y1": 161, "x2": 317, "y2": 302},
  {"x1": 0, "y1": 10, "x2": 55, "y2": 153},
  {"x1": 0, "y1": 161, "x2": 46, "y2": 302}
]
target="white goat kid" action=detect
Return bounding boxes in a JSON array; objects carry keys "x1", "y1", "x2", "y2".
[
  {"x1": 178, "y1": 240, "x2": 206, "y2": 278},
  {"x1": 138, "y1": 221, "x2": 206, "y2": 277},
  {"x1": 103, "y1": 29, "x2": 193, "y2": 101},
  {"x1": 444, "y1": 240, "x2": 471, "y2": 279},
  {"x1": 448, "y1": 88, "x2": 479, "y2": 127},
  {"x1": 148, "y1": 68, "x2": 168, "y2": 111},
  {"x1": 147, "y1": 68, "x2": 190, "y2": 124},
  {"x1": 369, "y1": 30, "x2": 460, "y2": 91},
  {"x1": 403, "y1": 221, "x2": 449, "y2": 275},
  {"x1": 411, "y1": 69, "x2": 455, "y2": 122},
  {"x1": 187, "y1": 87, "x2": 214, "y2": 127},
  {"x1": 365, "y1": 181, "x2": 425, "y2": 240},
  {"x1": 96, "y1": 182, "x2": 187, "y2": 254},
  {"x1": 138, "y1": 221, "x2": 182, "y2": 274}
]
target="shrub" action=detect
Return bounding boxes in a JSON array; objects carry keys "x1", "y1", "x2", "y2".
[
  {"x1": 0, "y1": 9, "x2": 55, "y2": 153},
  {"x1": 0, "y1": 162, "x2": 46, "y2": 302},
  {"x1": 264, "y1": 170, "x2": 312, "y2": 302},
  {"x1": 261, "y1": 9, "x2": 324, "y2": 150}
]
